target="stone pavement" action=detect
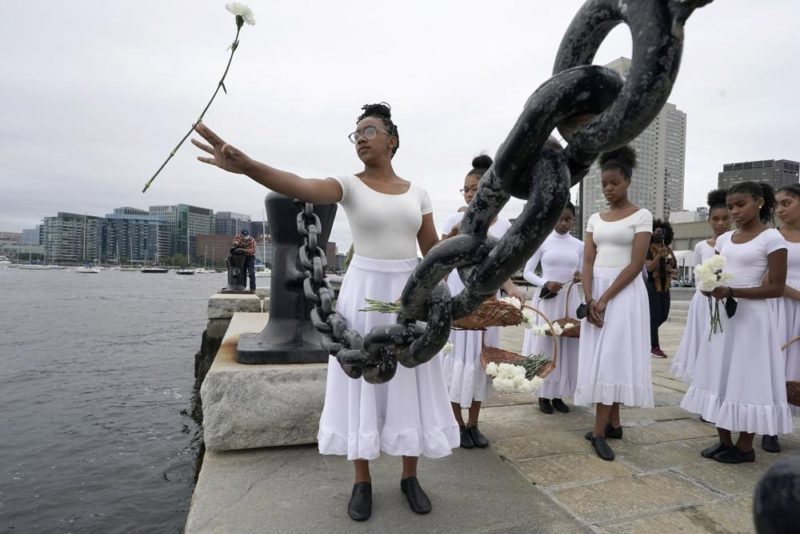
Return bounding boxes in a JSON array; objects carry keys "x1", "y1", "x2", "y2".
[
  {"x1": 186, "y1": 305, "x2": 800, "y2": 534},
  {"x1": 484, "y1": 318, "x2": 800, "y2": 533}
]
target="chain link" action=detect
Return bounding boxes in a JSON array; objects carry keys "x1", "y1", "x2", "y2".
[{"x1": 296, "y1": 0, "x2": 713, "y2": 383}]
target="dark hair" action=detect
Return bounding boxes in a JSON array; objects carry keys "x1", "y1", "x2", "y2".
[
  {"x1": 652, "y1": 218, "x2": 674, "y2": 245},
  {"x1": 563, "y1": 200, "x2": 576, "y2": 215},
  {"x1": 599, "y1": 145, "x2": 636, "y2": 180},
  {"x1": 777, "y1": 183, "x2": 800, "y2": 198},
  {"x1": 467, "y1": 154, "x2": 493, "y2": 179},
  {"x1": 706, "y1": 188, "x2": 728, "y2": 212},
  {"x1": 357, "y1": 102, "x2": 399, "y2": 157},
  {"x1": 727, "y1": 181, "x2": 776, "y2": 224}
]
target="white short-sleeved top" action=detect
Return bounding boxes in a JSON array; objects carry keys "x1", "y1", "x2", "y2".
[
  {"x1": 331, "y1": 174, "x2": 432, "y2": 260},
  {"x1": 523, "y1": 231, "x2": 584, "y2": 286},
  {"x1": 715, "y1": 229, "x2": 787, "y2": 288},
  {"x1": 442, "y1": 212, "x2": 511, "y2": 240},
  {"x1": 693, "y1": 240, "x2": 716, "y2": 266},
  {"x1": 586, "y1": 209, "x2": 653, "y2": 268}
]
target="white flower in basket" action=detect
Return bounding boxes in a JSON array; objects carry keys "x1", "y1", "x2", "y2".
[
  {"x1": 442, "y1": 341, "x2": 454, "y2": 355},
  {"x1": 484, "y1": 357, "x2": 547, "y2": 394},
  {"x1": 499, "y1": 296, "x2": 523, "y2": 309},
  {"x1": 693, "y1": 255, "x2": 735, "y2": 339}
]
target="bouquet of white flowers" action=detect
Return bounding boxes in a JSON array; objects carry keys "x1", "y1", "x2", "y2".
[{"x1": 693, "y1": 255, "x2": 735, "y2": 339}]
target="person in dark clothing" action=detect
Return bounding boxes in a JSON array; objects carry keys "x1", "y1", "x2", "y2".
[
  {"x1": 645, "y1": 219, "x2": 677, "y2": 358},
  {"x1": 232, "y1": 228, "x2": 257, "y2": 291}
]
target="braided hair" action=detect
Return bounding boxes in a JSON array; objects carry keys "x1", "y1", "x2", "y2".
[
  {"x1": 357, "y1": 102, "x2": 399, "y2": 157},
  {"x1": 727, "y1": 181, "x2": 776, "y2": 224},
  {"x1": 599, "y1": 145, "x2": 636, "y2": 180}
]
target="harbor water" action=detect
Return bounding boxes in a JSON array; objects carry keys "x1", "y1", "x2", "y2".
[{"x1": 0, "y1": 267, "x2": 231, "y2": 533}]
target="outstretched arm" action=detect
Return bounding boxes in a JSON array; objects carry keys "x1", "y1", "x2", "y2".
[{"x1": 192, "y1": 123, "x2": 343, "y2": 204}]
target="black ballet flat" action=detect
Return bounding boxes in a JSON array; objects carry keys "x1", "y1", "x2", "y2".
[
  {"x1": 347, "y1": 482, "x2": 372, "y2": 521},
  {"x1": 761, "y1": 435, "x2": 781, "y2": 453},
  {"x1": 700, "y1": 441, "x2": 732, "y2": 459},
  {"x1": 459, "y1": 425, "x2": 475, "y2": 449},
  {"x1": 713, "y1": 446, "x2": 755, "y2": 464},
  {"x1": 591, "y1": 436, "x2": 615, "y2": 461},
  {"x1": 466, "y1": 425, "x2": 489, "y2": 448},
  {"x1": 584, "y1": 423, "x2": 623, "y2": 441},
  {"x1": 539, "y1": 398, "x2": 553, "y2": 414},
  {"x1": 400, "y1": 476, "x2": 432, "y2": 514},
  {"x1": 552, "y1": 398, "x2": 570, "y2": 413}
]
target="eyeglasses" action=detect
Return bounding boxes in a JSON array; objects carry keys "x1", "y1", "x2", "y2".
[
  {"x1": 460, "y1": 186, "x2": 479, "y2": 194},
  {"x1": 348, "y1": 125, "x2": 391, "y2": 143}
]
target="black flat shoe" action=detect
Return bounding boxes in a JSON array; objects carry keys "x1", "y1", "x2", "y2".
[
  {"x1": 591, "y1": 436, "x2": 615, "y2": 461},
  {"x1": 400, "y1": 476, "x2": 432, "y2": 514},
  {"x1": 552, "y1": 398, "x2": 570, "y2": 413},
  {"x1": 713, "y1": 446, "x2": 755, "y2": 464},
  {"x1": 466, "y1": 425, "x2": 489, "y2": 448},
  {"x1": 584, "y1": 423, "x2": 623, "y2": 441},
  {"x1": 700, "y1": 441, "x2": 732, "y2": 459},
  {"x1": 762, "y1": 435, "x2": 781, "y2": 453},
  {"x1": 347, "y1": 482, "x2": 372, "y2": 521},
  {"x1": 459, "y1": 425, "x2": 475, "y2": 449},
  {"x1": 539, "y1": 398, "x2": 553, "y2": 414}
]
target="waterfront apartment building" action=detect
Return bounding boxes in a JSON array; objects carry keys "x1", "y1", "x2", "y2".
[
  {"x1": 42, "y1": 212, "x2": 103, "y2": 264},
  {"x1": 21, "y1": 228, "x2": 40, "y2": 245},
  {"x1": 581, "y1": 57, "x2": 687, "y2": 222},
  {"x1": 717, "y1": 159, "x2": 799, "y2": 190},
  {"x1": 149, "y1": 204, "x2": 214, "y2": 259},
  {"x1": 101, "y1": 207, "x2": 170, "y2": 264}
]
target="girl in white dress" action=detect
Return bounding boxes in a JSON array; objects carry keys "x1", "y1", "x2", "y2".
[
  {"x1": 681, "y1": 181, "x2": 790, "y2": 464},
  {"x1": 521, "y1": 202, "x2": 583, "y2": 414},
  {"x1": 192, "y1": 103, "x2": 459, "y2": 521},
  {"x1": 763, "y1": 183, "x2": 800, "y2": 453},
  {"x1": 440, "y1": 155, "x2": 525, "y2": 449},
  {"x1": 575, "y1": 146, "x2": 654, "y2": 462},
  {"x1": 671, "y1": 189, "x2": 731, "y2": 382}
]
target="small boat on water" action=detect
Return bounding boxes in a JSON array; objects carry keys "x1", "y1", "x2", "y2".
[
  {"x1": 141, "y1": 266, "x2": 170, "y2": 273},
  {"x1": 18, "y1": 264, "x2": 51, "y2": 270},
  {"x1": 75, "y1": 263, "x2": 100, "y2": 274},
  {"x1": 176, "y1": 268, "x2": 196, "y2": 275},
  {"x1": 0, "y1": 255, "x2": 11, "y2": 267},
  {"x1": 255, "y1": 267, "x2": 271, "y2": 278}
]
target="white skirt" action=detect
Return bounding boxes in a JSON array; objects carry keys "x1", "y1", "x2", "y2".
[
  {"x1": 441, "y1": 271, "x2": 494, "y2": 406},
  {"x1": 317, "y1": 255, "x2": 460, "y2": 460},
  {"x1": 574, "y1": 267, "x2": 654, "y2": 407},
  {"x1": 769, "y1": 288, "x2": 800, "y2": 416},
  {"x1": 670, "y1": 290, "x2": 710, "y2": 383},
  {"x1": 521, "y1": 285, "x2": 581, "y2": 400},
  {"x1": 681, "y1": 296, "x2": 793, "y2": 435}
]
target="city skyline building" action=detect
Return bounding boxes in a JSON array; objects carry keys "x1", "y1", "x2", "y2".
[
  {"x1": 580, "y1": 57, "x2": 687, "y2": 223},
  {"x1": 214, "y1": 211, "x2": 251, "y2": 236},
  {"x1": 101, "y1": 207, "x2": 170, "y2": 264},
  {"x1": 42, "y1": 212, "x2": 102, "y2": 264},
  {"x1": 717, "y1": 159, "x2": 799, "y2": 190},
  {"x1": 148, "y1": 204, "x2": 214, "y2": 259}
]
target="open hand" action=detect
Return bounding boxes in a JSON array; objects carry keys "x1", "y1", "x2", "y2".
[{"x1": 192, "y1": 123, "x2": 254, "y2": 174}]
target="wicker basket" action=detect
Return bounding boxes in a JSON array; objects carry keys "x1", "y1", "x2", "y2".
[
  {"x1": 453, "y1": 297, "x2": 524, "y2": 330},
  {"x1": 781, "y1": 336, "x2": 800, "y2": 406},
  {"x1": 480, "y1": 305, "x2": 559, "y2": 378},
  {"x1": 545, "y1": 281, "x2": 581, "y2": 338}
]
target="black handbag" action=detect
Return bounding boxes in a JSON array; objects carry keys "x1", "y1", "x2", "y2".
[
  {"x1": 576, "y1": 302, "x2": 589, "y2": 319},
  {"x1": 724, "y1": 296, "x2": 738, "y2": 318}
]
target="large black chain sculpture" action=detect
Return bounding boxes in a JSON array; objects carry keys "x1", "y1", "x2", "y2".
[{"x1": 298, "y1": 0, "x2": 713, "y2": 384}]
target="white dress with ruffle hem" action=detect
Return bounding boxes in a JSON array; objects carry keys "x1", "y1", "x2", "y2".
[
  {"x1": 316, "y1": 175, "x2": 460, "y2": 460},
  {"x1": 680, "y1": 229, "x2": 792, "y2": 435},
  {"x1": 574, "y1": 209, "x2": 654, "y2": 408}
]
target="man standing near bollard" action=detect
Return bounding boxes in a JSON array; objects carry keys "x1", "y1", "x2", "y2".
[{"x1": 232, "y1": 228, "x2": 256, "y2": 292}]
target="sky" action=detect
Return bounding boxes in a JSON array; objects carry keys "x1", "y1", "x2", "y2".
[{"x1": 1, "y1": 0, "x2": 798, "y2": 251}]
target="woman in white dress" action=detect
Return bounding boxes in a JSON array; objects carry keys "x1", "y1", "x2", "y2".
[
  {"x1": 575, "y1": 146, "x2": 654, "y2": 461},
  {"x1": 763, "y1": 183, "x2": 800, "y2": 452},
  {"x1": 440, "y1": 155, "x2": 525, "y2": 449},
  {"x1": 521, "y1": 202, "x2": 583, "y2": 414},
  {"x1": 681, "y1": 181, "x2": 790, "y2": 464},
  {"x1": 192, "y1": 103, "x2": 460, "y2": 521},
  {"x1": 671, "y1": 189, "x2": 731, "y2": 382}
]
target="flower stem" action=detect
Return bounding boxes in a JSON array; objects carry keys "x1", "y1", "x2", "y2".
[{"x1": 143, "y1": 25, "x2": 243, "y2": 193}]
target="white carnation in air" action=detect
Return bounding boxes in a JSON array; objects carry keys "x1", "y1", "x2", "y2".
[{"x1": 226, "y1": 2, "x2": 256, "y2": 25}]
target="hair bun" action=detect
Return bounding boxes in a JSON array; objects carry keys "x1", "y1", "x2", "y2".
[
  {"x1": 599, "y1": 145, "x2": 636, "y2": 168},
  {"x1": 706, "y1": 188, "x2": 727, "y2": 208},
  {"x1": 359, "y1": 102, "x2": 391, "y2": 120},
  {"x1": 472, "y1": 154, "x2": 493, "y2": 169}
]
